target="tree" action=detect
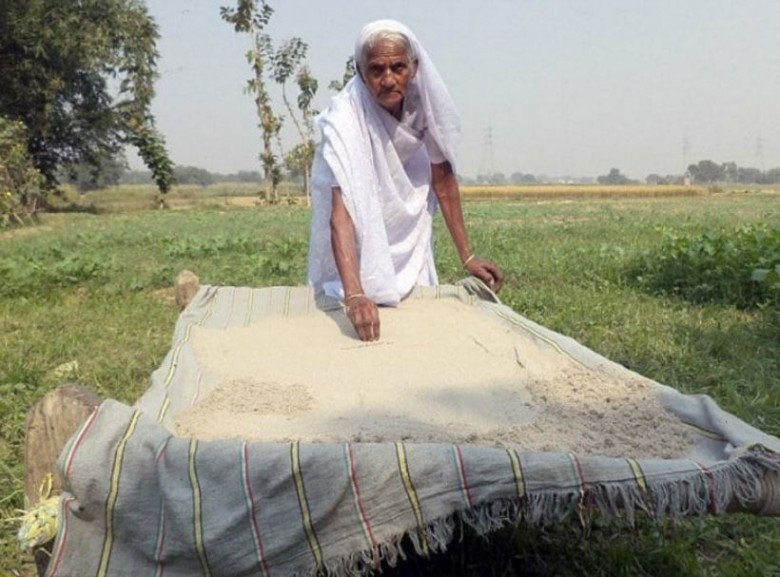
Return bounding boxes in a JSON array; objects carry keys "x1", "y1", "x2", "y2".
[
  {"x1": 328, "y1": 57, "x2": 356, "y2": 92},
  {"x1": 0, "y1": 116, "x2": 45, "y2": 226},
  {"x1": 221, "y1": 0, "x2": 282, "y2": 203},
  {"x1": 174, "y1": 166, "x2": 214, "y2": 187},
  {"x1": 722, "y1": 161, "x2": 739, "y2": 183},
  {"x1": 765, "y1": 167, "x2": 780, "y2": 184},
  {"x1": 272, "y1": 38, "x2": 318, "y2": 205},
  {"x1": 490, "y1": 172, "x2": 507, "y2": 185},
  {"x1": 63, "y1": 152, "x2": 127, "y2": 192},
  {"x1": 510, "y1": 171, "x2": 539, "y2": 185},
  {"x1": 736, "y1": 167, "x2": 763, "y2": 184},
  {"x1": 687, "y1": 160, "x2": 724, "y2": 184},
  {"x1": 0, "y1": 0, "x2": 174, "y2": 201},
  {"x1": 234, "y1": 170, "x2": 263, "y2": 183},
  {"x1": 597, "y1": 168, "x2": 631, "y2": 185}
]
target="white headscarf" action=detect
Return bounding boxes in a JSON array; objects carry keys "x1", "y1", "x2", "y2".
[{"x1": 307, "y1": 20, "x2": 461, "y2": 305}]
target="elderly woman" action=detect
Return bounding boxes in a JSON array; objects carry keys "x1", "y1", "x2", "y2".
[{"x1": 308, "y1": 19, "x2": 503, "y2": 341}]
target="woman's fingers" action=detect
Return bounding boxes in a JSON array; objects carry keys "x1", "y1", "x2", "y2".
[
  {"x1": 346, "y1": 297, "x2": 381, "y2": 341},
  {"x1": 483, "y1": 261, "x2": 505, "y2": 292},
  {"x1": 466, "y1": 257, "x2": 505, "y2": 293}
]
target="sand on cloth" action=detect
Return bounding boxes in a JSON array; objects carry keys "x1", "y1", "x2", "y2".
[{"x1": 174, "y1": 298, "x2": 692, "y2": 459}]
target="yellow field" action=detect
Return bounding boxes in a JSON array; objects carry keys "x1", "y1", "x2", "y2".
[
  {"x1": 460, "y1": 184, "x2": 707, "y2": 199},
  {"x1": 57, "y1": 182, "x2": 728, "y2": 214}
]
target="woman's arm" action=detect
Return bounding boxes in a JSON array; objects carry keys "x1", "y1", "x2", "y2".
[
  {"x1": 330, "y1": 186, "x2": 381, "y2": 341},
  {"x1": 430, "y1": 161, "x2": 504, "y2": 292}
]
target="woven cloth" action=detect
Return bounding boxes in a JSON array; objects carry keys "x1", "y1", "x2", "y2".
[{"x1": 47, "y1": 283, "x2": 780, "y2": 577}]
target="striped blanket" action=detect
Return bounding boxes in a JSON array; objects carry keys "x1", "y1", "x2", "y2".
[{"x1": 47, "y1": 283, "x2": 780, "y2": 576}]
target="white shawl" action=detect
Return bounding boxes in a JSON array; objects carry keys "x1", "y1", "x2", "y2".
[{"x1": 307, "y1": 20, "x2": 460, "y2": 305}]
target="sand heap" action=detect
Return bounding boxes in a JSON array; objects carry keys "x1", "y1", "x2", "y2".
[{"x1": 173, "y1": 298, "x2": 692, "y2": 459}]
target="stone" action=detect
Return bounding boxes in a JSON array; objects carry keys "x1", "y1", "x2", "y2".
[{"x1": 174, "y1": 269, "x2": 200, "y2": 311}]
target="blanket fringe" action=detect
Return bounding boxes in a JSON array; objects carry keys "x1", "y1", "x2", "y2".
[{"x1": 297, "y1": 446, "x2": 779, "y2": 577}]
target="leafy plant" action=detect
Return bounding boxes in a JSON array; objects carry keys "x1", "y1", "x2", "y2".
[
  {"x1": 257, "y1": 237, "x2": 308, "y2": 281},
  {"x1": 164, "y1": 234, "x2": 260, "y2": 258},
  {"x1": 0, "y1": 245, "x2": 110, "y2": 297},
  {"x1": 0, "y1": 117, "x2": 45, "y2": 227},
  {"x1": 630, "y1": 224, "x2": 780, "y2": 309}
]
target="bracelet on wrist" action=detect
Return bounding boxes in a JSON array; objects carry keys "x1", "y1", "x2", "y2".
[
  {"x1": 345, "y1": 293, "x2": 365, "y2": 302},
  {"x1": 462, "y1": 254, "x2": 476, "y2": 269}
]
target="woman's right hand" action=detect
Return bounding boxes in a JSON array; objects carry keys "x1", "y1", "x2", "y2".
[
  {"x1": 345, "y1": 295, "x2": 381, "y2": 341},
  {"x1": 465, "y1": 256, "x2": 505, "y2": 293}
]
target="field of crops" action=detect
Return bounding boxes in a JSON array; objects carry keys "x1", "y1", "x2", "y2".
[{"x1": 1, "y1": 187, "x2": 778, "y2": 575}]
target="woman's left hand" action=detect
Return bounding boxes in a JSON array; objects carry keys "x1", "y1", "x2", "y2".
[{"x1": 465, "y1": 257, "x2": 505, "y2": 293}]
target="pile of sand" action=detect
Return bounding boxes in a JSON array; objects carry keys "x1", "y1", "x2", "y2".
[{"x1": 173, "y1": 299, "x2": 692, "y2": 459}]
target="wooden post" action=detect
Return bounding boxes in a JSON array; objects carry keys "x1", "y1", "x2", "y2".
[
  {"x1": 24, "y1": 384, "x2": 102, "y2": 502},
  {"x1": 174, "y1": 269, "x2": 200, "y2": 311},
  {"x1": 24, "y1": 384, "x2": 102, "y2": 576}
]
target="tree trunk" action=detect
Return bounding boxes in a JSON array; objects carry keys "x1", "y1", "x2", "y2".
[
  {"x1": 264, "y1": 174, "x2": 274, "y2": 204},
  {"x1": 303, "y1": 167, "x2": 311, "y2": 207}
]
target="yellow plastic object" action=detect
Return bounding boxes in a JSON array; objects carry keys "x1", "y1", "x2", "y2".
[{"x1": 15, "y1": 473, "x2": 60, "y2": 551}]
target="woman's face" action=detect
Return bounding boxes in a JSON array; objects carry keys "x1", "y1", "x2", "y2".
[{"x1": 361, "y1": 39, "x2": 417, "y2": 119}]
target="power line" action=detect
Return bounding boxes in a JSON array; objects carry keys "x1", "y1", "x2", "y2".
[
  {"x1": 755, "y1": 135, "x2": 765, "y2": 171},
  {"x1": 478, "y1": 126, "x2": 495, "y2": 176}
]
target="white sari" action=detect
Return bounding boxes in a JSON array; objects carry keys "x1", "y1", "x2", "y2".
[{"x1": 307, "y1": 20, "x2": 460, "y2": 305}]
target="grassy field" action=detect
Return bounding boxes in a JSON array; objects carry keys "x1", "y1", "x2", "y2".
[{"x1": 1, "y1": 186, "x2": 778, "y2": 575}]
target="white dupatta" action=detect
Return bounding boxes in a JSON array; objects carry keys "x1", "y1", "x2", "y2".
[{"x1": 307, "y1": 20, "x2": 460, "y2": 305}]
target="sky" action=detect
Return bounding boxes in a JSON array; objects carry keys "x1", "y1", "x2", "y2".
[{"x1": 133, "y1": 0, "x2": 780, "y2": 180}]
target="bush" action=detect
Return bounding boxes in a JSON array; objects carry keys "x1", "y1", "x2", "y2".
[
  {"x1": 0, "y1": 116, "x2": 45, "y2": 226},
  {"x1": 630, "y1": 224, "x2": 780, "y2": 309}
]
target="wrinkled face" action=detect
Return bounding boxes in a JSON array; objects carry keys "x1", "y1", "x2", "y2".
[{"x1": 361, "y1": 39, "x2": 417, "y2": 119}]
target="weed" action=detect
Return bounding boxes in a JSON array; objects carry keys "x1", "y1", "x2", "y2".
[{"x1": 630, "y1": 224, "x2": 780, "y2": 308}]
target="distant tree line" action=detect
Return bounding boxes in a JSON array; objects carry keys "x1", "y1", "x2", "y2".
[
  {"x1": 597, "y1": 168, "x2": 636, "y2": 185},
  {"x1": 70, "y1": 159, "x2": 775, "y2": 193},
  {"x1": 117, "y1": 167, "x2": 263, "y2": 188},
  {"x1": 465, "y1": 168, "x2": 636, "y2": 186},
  {"x1": 685, "y1": 160, "x2": 780, "y2": 185},
  {"x1": 469, "y1": 163, "x2": 780, "y2": 188},
  {"x1": 464, "y1": 172, "x2": 545, "y2": 185},
  {"x1": 645, "y1": 173, "x2": 688, "y2": 185},
  {"x1": 59, "y1": 159, "x2": 266, "y2": 191}
]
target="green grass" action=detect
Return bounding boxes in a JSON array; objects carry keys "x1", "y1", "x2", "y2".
[{"x1": 1, "y1": 190, "x2": 778, "y2": 575}]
